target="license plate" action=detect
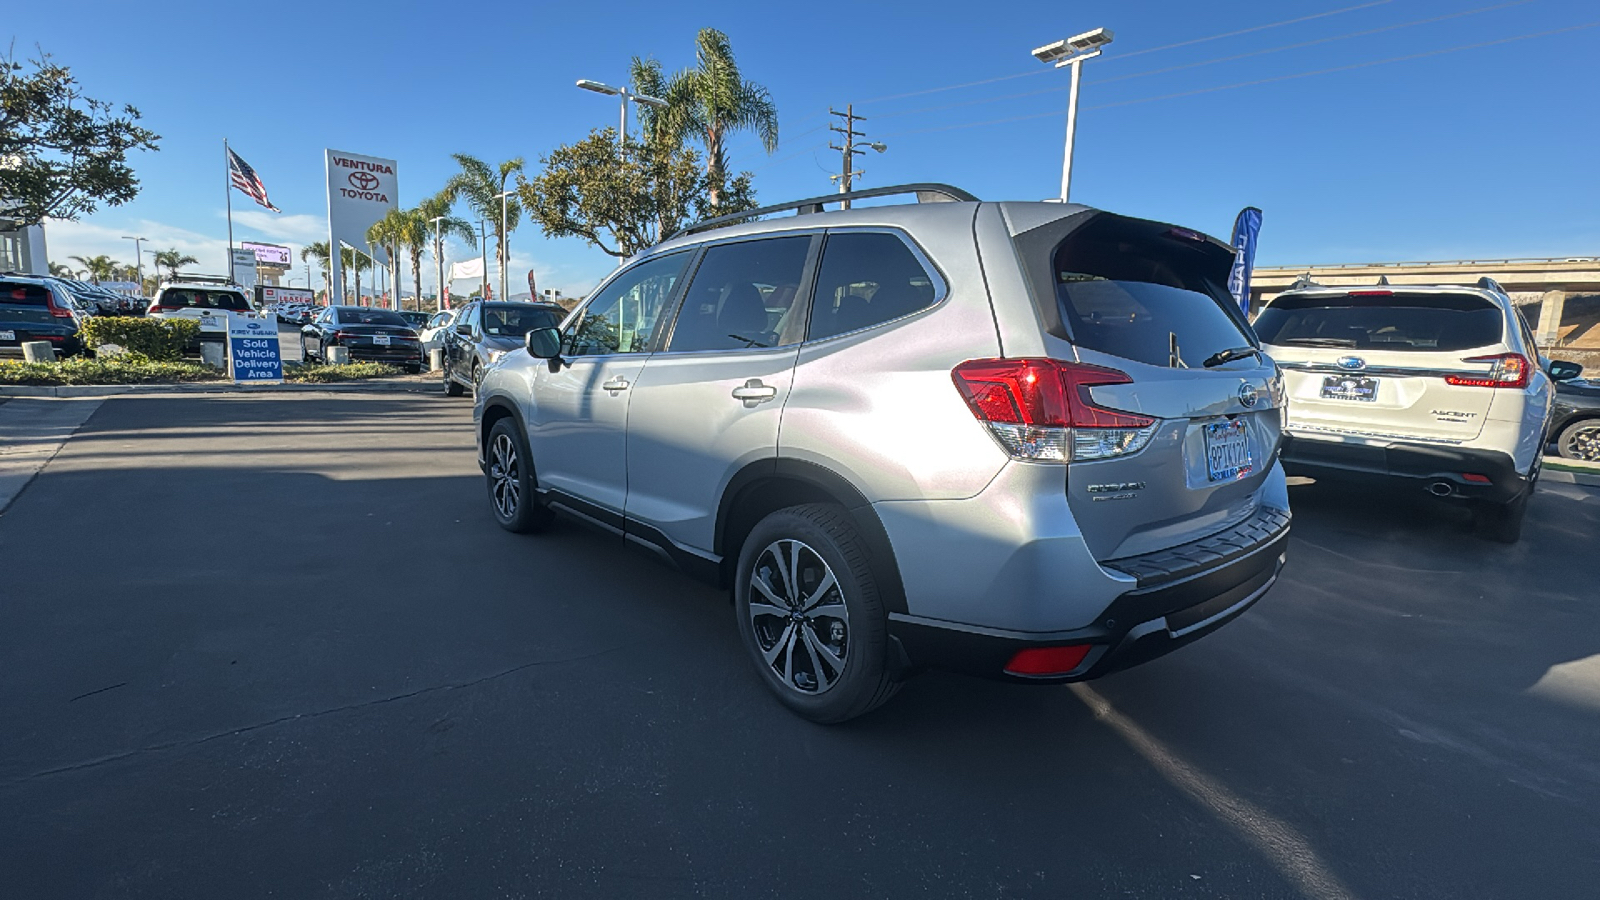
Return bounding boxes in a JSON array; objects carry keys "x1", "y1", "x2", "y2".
[
  {"x1": 1320, "y1": 374, "x2": 1378, "y2": 402},
  {"x1": 373, "y1": 334, "x2": 391, "y2": 346},
  {"x1": 199, "y1": 314, "x2": 223, "y2": 330},
  {"x1": 1204, "y1": 419, "x2": 1253, "y2": 482},
  {"x1": 0, "y1": 330, "x2": 14, "y2": 341}
]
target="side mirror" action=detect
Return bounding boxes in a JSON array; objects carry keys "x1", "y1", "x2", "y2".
[
  {"x1": 455, "y1": 322, "x2": 472, "y2": 337},
  {"x1": 1548, "y1": 359, "x2": 1583, "y2": 382},
  {"x1": 525, "y1": 326, "x2": 562, "y2": 360}
]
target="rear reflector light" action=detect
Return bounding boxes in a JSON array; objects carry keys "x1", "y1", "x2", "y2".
[
  {"x1": 1347, "y1": 290, "x2": 1393, "y2": 297},
  {"x1": 1445, "y1": 353, "x2": 1530, "y2": 389},
  {"x1": 1004, "y1": 644, "x2": 1093, "y2": 676},
  {"x1": 146, "y1": 306, "x2": 173, "y2": 314},
  {"x1": 952, "y1": 358, "x2": 1158, "y2": 462},
  {"x1": 1462, "y1": 473, "x2": 1491, "y2": 484}
]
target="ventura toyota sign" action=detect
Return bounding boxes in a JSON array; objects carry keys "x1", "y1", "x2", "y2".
[{"x1": 324, "y1": 148, "x2": 399, "y2": 302}]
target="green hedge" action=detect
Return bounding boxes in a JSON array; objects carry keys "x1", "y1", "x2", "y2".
[
  {"x1": 0, "y1": 356, "x2": 224, "y2": 385},
  {"x1": 79, "y1": 317, "x2": 200, "y2": 361},
  {"x1": 282, "y1": 362, "x2": 404, "y2": 383}
]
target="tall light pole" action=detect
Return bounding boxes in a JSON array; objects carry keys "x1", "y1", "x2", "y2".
[
  {"x1": 575, "y1": 79, "x2": 668, "y2": 146},
  {"x1": 477, "y1": 220, "x2": 489, "y2": 300},
  {"x1": 493, "y1": 190, "x2": 514, "y2": 303},
  {"x1": 121, "y1": 236, "x2": 148, "y2": 293},
  {"x1": 429, "y1": 215, "x2": 447, "y2": 311},
  {"x1": 1032, "y1": 27, "x2": 1114, "y2": 202}
]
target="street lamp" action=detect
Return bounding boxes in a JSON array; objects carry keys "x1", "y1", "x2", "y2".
[
  {"x1": 429, "y1": 215, "x2": 448, "y2": 311},
  {"x1": 1032, "y1": 27, "x2": 1114, "y2": 202},
  {"x1": 493, "y1": 189, "x2": 514, "y2": 304},
  {"x1": 121, "y1": 236, "x2": 148, "y2": 293},
  {"x1": 477, "y1": 219, "x2": 490, "y2": 300},
  {"x1": 575, "y1": 79, "x2": 668, "y2": 145}
]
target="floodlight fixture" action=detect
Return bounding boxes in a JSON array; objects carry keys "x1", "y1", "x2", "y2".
[
  {"x1": 576, "y1": 79, "x2": 621, "y2": 96},
  {"x1": 1030, "y1": 26, "x2": 1113, "y2": 202}
]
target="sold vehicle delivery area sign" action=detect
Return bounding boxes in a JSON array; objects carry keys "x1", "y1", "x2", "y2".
[{"x1": 227, "y1": 313, "x2": 283, "y2": 383}]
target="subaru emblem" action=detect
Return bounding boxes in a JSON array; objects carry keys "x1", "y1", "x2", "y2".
[
  {"x1": 1337, "y1": 356, "x2": 1366, "y2": 370},
  {"x1": 1237, "y1": 384, "x2": 1259, "y2": 408}
]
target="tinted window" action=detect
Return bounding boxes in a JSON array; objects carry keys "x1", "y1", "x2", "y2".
[
  {"x1": 567, "y1": 252, "x2": 691, "y2": 356},
  {"x1": 1, "y1": 282, "x2": 51, "y2": 306},
  {"x1": 479, "y1": 304, "x2": 562, "y2": 338},
  {"x1": 1254, "y1": 293, "x2": 1503, "y2": 352},
  {"x1": 335, "y1": 308, "x2": 409, "y2": 326},
  {"x1": 807, "y1": 232, "x2": 937, "y2": 341},
  {"x1": 161, "y1": 289, "x2": 251, "y2": 311},
  {"x1": 668, "y1": 237, "x2": 811, "y2": 352}
]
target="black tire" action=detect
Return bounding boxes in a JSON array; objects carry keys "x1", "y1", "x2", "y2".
[
  {"x1": 470, "y1": 362, "x2": 482, "y2": 398},
  {"x1": 405, "y1": 364, "x2": 422, "y2": 375},
  {"x1": 1555, "y1": 418, "x2": 1600, "y2": 462},
  {"x1": 300, "y1": 336, "x2": 313, "y2": 363},
  {"x1": 485, "y1": 418, "x2": 553, "y2": 533},
  {"x1": 734, "y1": 504, "x2": 899, "y2": 724},
  {"x1": 443, "y1": 362, "x2": 465, "y2": 397}
]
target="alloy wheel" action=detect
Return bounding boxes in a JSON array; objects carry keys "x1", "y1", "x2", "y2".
[
  {"x1": 747, "y1": 539, "x2": 850, "y2": 695},
  {"x1": 489, "y1": 432, "x2": 520, "y2": 519},
  {"x1": 1563, "y1": 422, "x2": 1600, "y2": 462}
]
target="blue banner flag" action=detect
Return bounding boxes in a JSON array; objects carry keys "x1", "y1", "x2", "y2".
[{"x1": 1228, "y1": 207, "x2": 1263, "y2": 315}]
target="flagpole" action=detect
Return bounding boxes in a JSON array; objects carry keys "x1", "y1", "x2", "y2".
[{"x1": 224, "y1": 139, "x2": 235, "y2": 269}]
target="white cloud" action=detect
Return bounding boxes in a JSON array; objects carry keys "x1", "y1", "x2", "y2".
[
  {"x1": 228, "y1": 210, "x2": 328, "y2": 246},
  {"x1": 45, "y1": 218, "x2": 231, "y2": 273}
]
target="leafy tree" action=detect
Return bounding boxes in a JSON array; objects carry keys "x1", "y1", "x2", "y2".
[
  {"x1": 48, "y1": 261, "x2": 77, "y2": 278},
  {"x1": 300, "y1": 241, "x2": 331, "y2": 293},
  {"x1": 69, "y1": 253, "x2": 121, "y2": 283},
  {"x1": 0, "y1": 46, "x2": 160, "y2": 226},
  {"x1": 410, "y1": 192, "x2": 475, "y2": 313},
  {"x1": 444, "y1": 154, "x2": 522, "y2": 277},
  {"x1": 519, "y1": 128, "x2": 754, "y2": 259},
  {"x1": 152, "y1": 248, "x2": 197, "y2": 280},
  {"x1": 637, "y1": 29, "x2": 777, "y2": 208}
]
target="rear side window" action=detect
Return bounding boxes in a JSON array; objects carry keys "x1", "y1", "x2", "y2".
[
  {"x1": 807, "y1": 231, "x2": 938, "y2": 341},
  {"x1": 1254, "y1": 293, "x2": 1503, "y2": 352},
  {"x1": 2, "y1": 282, "x2": 51, "y2": 306},
  {"x1": 1047, "y1": 217, "x2": 1252, "y2": 369},
  {"x1": 669, "y1": 236, "x2": 811, "y2": 352},
  {"x1": 481, "y1": 305, "x2": 562, "y2": 337}
]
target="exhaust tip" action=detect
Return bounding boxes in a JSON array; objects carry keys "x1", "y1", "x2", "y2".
[{"x1": 1427, "y1": 481, "x2": 1454, "y2": 497}]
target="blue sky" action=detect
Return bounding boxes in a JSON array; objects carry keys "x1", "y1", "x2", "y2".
[{"x1": 11, "y1": 0, "x2": 1598, "y2": 296}]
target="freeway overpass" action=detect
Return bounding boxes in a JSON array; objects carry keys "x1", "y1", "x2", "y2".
[{"x1": 1249, "y1": 257, "x2": 1600, "y2": 346}]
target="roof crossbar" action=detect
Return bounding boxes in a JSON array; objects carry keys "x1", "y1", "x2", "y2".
[{"x1": 670, "y1": 182, "x2": 979, "y2": 240}]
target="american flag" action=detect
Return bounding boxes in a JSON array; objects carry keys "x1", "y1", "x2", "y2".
[{"x1": 227, "y1": 147, "x2": 280, "y2": 212}]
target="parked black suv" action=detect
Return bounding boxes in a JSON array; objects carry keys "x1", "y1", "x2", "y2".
[
  {"x1": 441, "y1": 301, "x2": 566, "y2": 396},
  {"x1": 1, "y1": 274, "x2": 85, "y2": 358}
]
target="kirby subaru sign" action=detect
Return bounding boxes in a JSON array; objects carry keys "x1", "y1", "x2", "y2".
[{"x1": 227, "y1": 313, "x2": 283, "y2": 383}]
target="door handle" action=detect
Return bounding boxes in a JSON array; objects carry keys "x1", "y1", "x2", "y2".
[
  {"x1": 731, "y1": 379, "x2": 778, "y2": 402},
  {"x1": 602, "y1": 376, "x2": 630, "y2": 393}
]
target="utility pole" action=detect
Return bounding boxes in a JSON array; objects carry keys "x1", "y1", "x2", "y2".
[{"x1": 829, "y1": 105, "x2": 887, "y2": 210}]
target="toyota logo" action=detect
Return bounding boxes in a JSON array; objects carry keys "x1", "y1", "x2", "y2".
[
  {"x1": 348, "y1": 171, "x2": 381, "y2": 190},
  {"x1": 1237, "y1": 383, "x2": 1260, "y2": 408}
]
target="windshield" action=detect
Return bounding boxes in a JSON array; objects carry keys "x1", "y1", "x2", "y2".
[
  {"x1": 481, "y1": 304, "x2": 562, "y2": 337},
  {"x1": 335, "y1": 308, "x2": 409, "y2": 327},
  {"x1": 1255, "y1": 293, "x2": 1503, "y2": 352},
  {"x1": 160, "y1": 289, "x2": 251, "y2": 311}
]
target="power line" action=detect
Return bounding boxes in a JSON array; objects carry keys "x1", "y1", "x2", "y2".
[
  {"x1": 853, "y1": 0, "x2": 1396, "y2": 106},
  {"x1": 876, "y1": 20, "x2": 1600, "y2": 139},
  {"x1": 867, "y1": 0, "x2": 1535, "y2": 124}
]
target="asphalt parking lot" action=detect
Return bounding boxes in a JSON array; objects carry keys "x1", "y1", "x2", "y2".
[{"x1": 2, "y1": 392, "x2": 1597, "y2": 899}]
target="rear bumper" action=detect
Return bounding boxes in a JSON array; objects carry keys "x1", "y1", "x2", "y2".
[
  {"x1": 345, "y1": 346, "x2": 423, "y2": 364},
  {"x1": 1280, "y1": 432, "x2": 1525, "y2": 502},
  {"x1": 887, "y1": 506, "x2": 1290, "y2": 683}
]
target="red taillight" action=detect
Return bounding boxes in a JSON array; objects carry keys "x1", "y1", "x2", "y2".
[
  {"x1": 1347, "y1": 290, "x2": 1393, "y2": 297},
  {"x1": 952, "y1": 358, "x2": 1157, "y2": 462},
  {"x1": 1004, "y1": 644, "x2": 1093, "y2": 676},
  {"x1": 46, "y1": 292, "x2": 74, "y2": 318},
  {"x1": 1445, "y1": 353, "x2": 1530, "y2": 389},
  {"x1": 1462, "y1": 473, "x2": 1492, "y2": 484},
  {"x1": 146, "y1": 305, "x2": 173, "y2": 314},
  {"x1": 332, "y1": 331, "x2": 351, "y2": 341}
]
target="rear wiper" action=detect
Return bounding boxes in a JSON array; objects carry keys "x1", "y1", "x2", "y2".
[
  {"x1": 1203, "y1": 346, "x2": 1259, "y2": 368},
  {"x1": 1278, "y1": 337, "x2": 1356, "y2": 347}
]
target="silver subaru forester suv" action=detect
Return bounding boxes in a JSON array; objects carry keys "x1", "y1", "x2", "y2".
[{"x1": 475, "y1": 184, "x2": 1290, "y2": 723}]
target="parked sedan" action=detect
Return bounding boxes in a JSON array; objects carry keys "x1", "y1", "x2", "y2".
[
  {"x1": 440, "y1": 301, "x2": 565, "y2": 397},
  {"x1": 1549, "y1": 362, "x2": 1600, "y2": 461},
  {"x1": 300, "y1": 306, "x2": 423, "y2": 372},
  {"x1": 417, "y1": 308, "x2": 458, "y2": 362},
  {"x1": 1, "y1": 274, "x2": 84, "y2": 358}
]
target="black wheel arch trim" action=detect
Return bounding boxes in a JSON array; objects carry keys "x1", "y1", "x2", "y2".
[{"x1": 714, "y1": 458, "x2": 908, "y2": 615}]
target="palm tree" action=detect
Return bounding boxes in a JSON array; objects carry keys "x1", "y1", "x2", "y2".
[
  {"x1": 445, "y1": 154, "x2": 522, "y2": 280},
  {"x1": 413, "y1": 192, "x2": 475, "y2": 310},
  {"x1": 48, "y1": 261, "x2": 77, "y2": 279},
  {"x1": 69, "y1": 254, "x2": 122, "y2": 283},
  {"x1": 152, "y1": 248, "x2": 199, "y2": 280},
  {"x1": 366, "y1": 209, "x2": 411, "y2": 309},
  {"x1": 643, "y1": 28, "x2": 778, "y2": 207},
  {"x1": 301, "y1": 241, "x2": 331, "y2": 297}
]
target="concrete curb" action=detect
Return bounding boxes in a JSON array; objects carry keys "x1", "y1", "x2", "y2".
[
  {"x1": 1543, "y1": 458, "x2": 1600, "y2": 488},
  {"x1": 0, "y1": 378, "x2": 440, "y2": 398}
]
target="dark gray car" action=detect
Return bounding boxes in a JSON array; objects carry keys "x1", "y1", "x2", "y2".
[{"x1": 441, "y1": 301, "x2": 566, "y2": 397}]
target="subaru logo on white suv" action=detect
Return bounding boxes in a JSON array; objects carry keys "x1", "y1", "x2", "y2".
[{"x1": 472, "y1": 183, "x2": 1291, "y2": 722}]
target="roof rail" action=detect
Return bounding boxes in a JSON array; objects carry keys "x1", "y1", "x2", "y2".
[
  {"x1": 164, "y1": 273, "x2": 238, "y2": 285},
  {"x1": 1290, "y1": 273, "x2": 1320, "y2": 289},
  {"x1": 1476, "y1": 276, "x2": 1506, "y2": 294},
  {"x1": 669, "y1": 182, "x2": 979, "y2": 240}
]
